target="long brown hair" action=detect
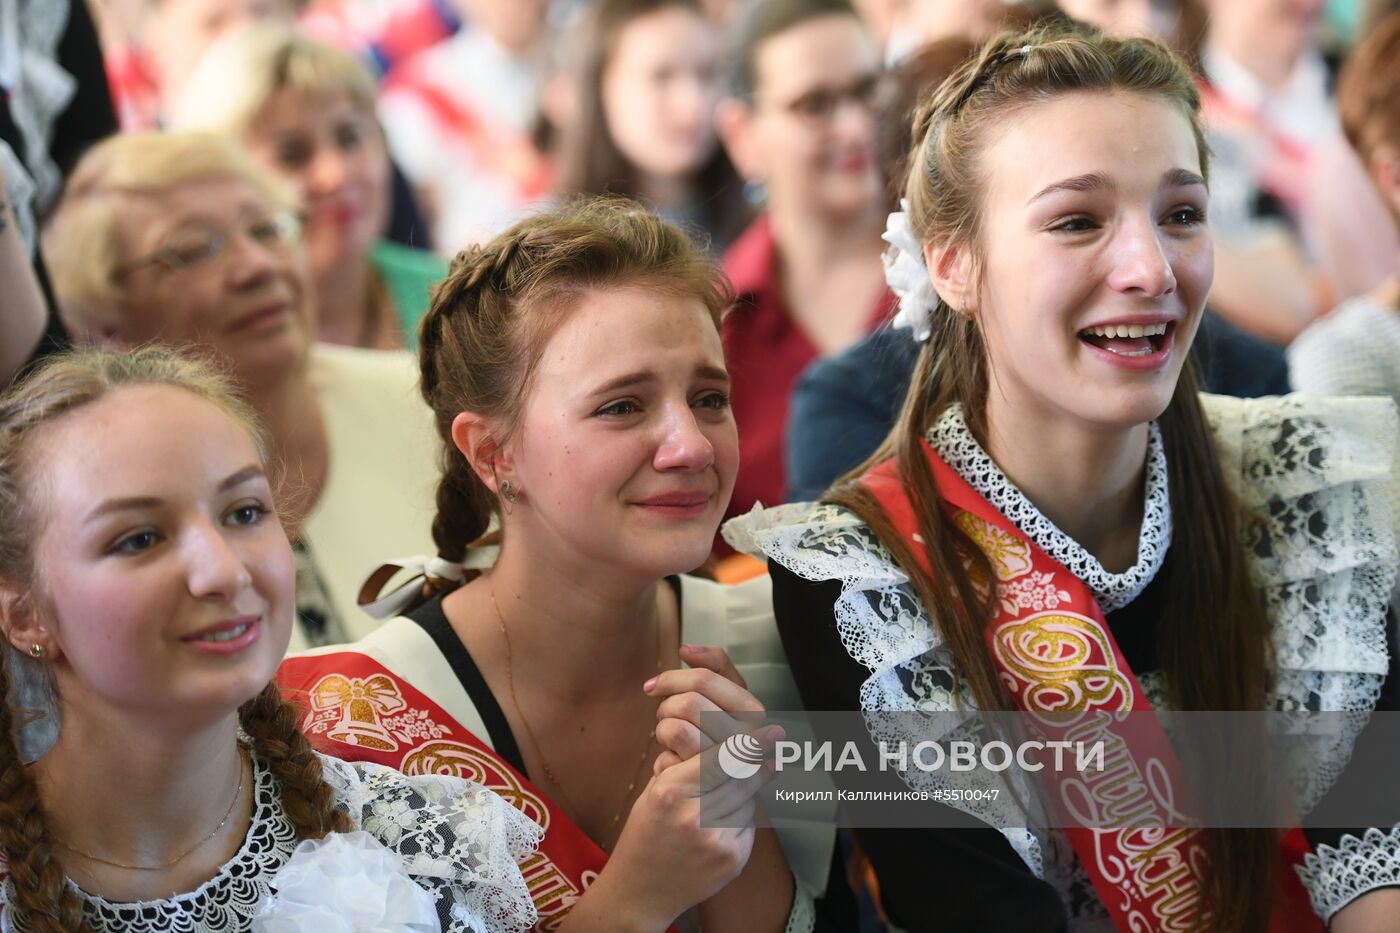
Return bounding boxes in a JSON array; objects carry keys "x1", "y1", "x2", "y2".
[
  {"x1": 828, "y1": 25, "x2": 1277, "y2": 932},
  {"x1": 554, "y1": 0, "x2": 749, "y2": 250},
  {"x1": 0, "y1": 348, "x2": 350, "y2": 932},
  {"x1": 416, "y1": 197, "x2": 732, "y2": 591}
]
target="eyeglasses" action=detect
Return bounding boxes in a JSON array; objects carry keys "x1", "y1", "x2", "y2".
[
  {"x1": 761, "y1": 72, "x2": 893, "y2": 125},
  {"x1": 117, "y1": 211, "x2": 302, "y2": 277}
]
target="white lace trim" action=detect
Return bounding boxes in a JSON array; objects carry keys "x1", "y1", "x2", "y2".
[
  {"x1": 1295, "y1": 827, "x2": 1400, "y2": 923},
  {"x1": 0, "y1": 751, "x2": 540, "y2": 932},
  {"x1": 926, "y1": 403, "x2": 1171, "y2": 613},
  {"x1": 63, "y1": 752, "x2": 296, "y2": 932},
  {"x1": 724, "y1": 393, "x2": 1399, "y2": 926},
  {"x1": 321, "y1": 756, "x2": 542, "y2": 932},
  {"x1": 784, "y1": 879, "x2": 817, "y2": 933}
]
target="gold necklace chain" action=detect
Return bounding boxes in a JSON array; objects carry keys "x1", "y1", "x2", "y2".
[
  {"x1": 50, "y1": 748, "x2": 248, "y2": 872},
  {"x1": 490, "y1": 579, "x2": 662, "y2": 849}
]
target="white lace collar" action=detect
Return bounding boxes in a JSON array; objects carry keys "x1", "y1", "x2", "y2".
[
  {"x1": 72, "y1": 752, "x2": 298, "y2": 931},
  {"x1": 925, "y1": 404, "x2": 1172, "y2": 612}
]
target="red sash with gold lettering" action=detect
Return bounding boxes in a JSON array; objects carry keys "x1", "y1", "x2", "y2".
[
  {"x1": 860, "y1": 443, "x2": 1320, "y2": 933},
  {"x1": 276, "y1": 652, "x2": 680, "y2": 933}
]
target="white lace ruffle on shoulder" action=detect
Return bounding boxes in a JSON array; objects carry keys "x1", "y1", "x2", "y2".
[
  {"x1": 1205, "y1": 394, "x2": 1396, "y2": 701},
  {"x1": 320, "y1": 755, "x2": 542, "y2": 933},
  {"x1": 723, "y1": 393, "x2": 1400, "y2": 924},
  {"x1": 1208, "y1": 394, "x2": 1400, "y2": 924},
  {"x1": 0, "y1": 751, "x2": 541, "y2": 932}
]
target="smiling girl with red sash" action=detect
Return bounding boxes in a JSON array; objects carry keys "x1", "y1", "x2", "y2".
[{"x1": 727, "y1": 24, "x2": 1400, "y2": 933}]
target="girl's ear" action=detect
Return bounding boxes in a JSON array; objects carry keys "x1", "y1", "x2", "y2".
[
  {"x1": 450, "y1": 412, "x2": 514, "y2": 495},
  {"x1": 924, "y1": 239, "x2": 978, "y2": 315},
  {"x1": 1, "y1": 589, "x2": 58, "y2": 663},
  {"x1": 1367, "y1": 144, "x2": 1400, "y2": 218},
  {"x1": 715, "y1": 97, "x2": 762, "y2": 184}
]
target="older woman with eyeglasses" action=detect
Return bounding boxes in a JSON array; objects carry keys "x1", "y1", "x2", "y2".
[
  {"x1": 713, "y1": 0, "x2": 895, "y2": 527},
  {"x1": 43, "y1": 131, "x2": 440, "y2": 651}
]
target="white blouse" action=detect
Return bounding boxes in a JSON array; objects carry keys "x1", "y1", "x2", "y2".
[{"x1": 0, "y1": 752, "x2": 541, "y2": 932}]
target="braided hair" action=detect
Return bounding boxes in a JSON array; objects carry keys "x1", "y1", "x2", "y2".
[
  {"x1": 0, "y1": 348, "x2": 349, "y2": 930},
  {"x1": 414, "y1": 197, "x2": 733, "y2": 597}
]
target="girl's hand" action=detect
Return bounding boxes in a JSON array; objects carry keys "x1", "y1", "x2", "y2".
[
  {"x1": 596, "y1": 742, "x2": 771, "y2": 929},
  {"x1": 647, "y1": 645, "x2": 774, "y2": 774}
]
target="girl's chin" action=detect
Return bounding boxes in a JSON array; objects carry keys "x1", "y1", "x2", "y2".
[
  {"x1": 639, "y1": 538, "x2": 719, "y2": 579},
  {"x1": 1074, "y1": 389, "x2": 1176, "y2": 430}
]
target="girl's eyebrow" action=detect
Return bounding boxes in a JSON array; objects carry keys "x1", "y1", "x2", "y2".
[
  {"x1": 1027, "y1": 171, "x2": 1113, "y2": 205},
  {"x1": 1027, "y1": 168, "x2": 1206, "y2": 206},
  {"x1": 84, "y1": 465, "x2": 265, "y2": 524},
  {"x1": 217, "y1": 465, "x2": 266, "y2": 492},
  {"x1": 86, "y1": 496, "x2": 161, "y2": 524}
]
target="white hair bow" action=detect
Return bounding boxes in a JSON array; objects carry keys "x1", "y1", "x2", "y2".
[
  {"x1": 882, "y1": 200, "x2": 940, "y2": 342},
  {"x1": 358, "y1": 549, "x2": 498, "y2": 620}
]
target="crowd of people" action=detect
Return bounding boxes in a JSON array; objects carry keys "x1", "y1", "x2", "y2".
[{"x1": 1, "y1": 0, "x2": 1399, "y2": 930}]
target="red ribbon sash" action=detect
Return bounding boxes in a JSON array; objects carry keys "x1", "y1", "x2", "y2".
[
  {"x1": 277, "y1": 652, "x2": 678, "y2": 933},
  {"x1": 860, "y1": 443, "x2": 1319, "y2": 933}
]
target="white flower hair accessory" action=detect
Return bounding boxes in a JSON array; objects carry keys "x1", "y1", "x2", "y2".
[
  {"x1": 882, "y1": 199, "x2": 940, "y2": 342},
  {"x1": 252, "y1": 831, "x2": 442, "y2": 932}
]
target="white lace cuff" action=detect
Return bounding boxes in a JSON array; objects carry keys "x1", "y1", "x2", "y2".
[
  {"x1": 319, "y1": 755, "x2": 542, "y2": 933},
  {"x1": 1295, "y1": 827, "x2": 1400, "y2": 924},
  {"x1": 784, "y1": 878, "x2": 817, "y2": 933}
]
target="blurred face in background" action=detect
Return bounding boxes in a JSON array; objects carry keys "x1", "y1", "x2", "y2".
[
  {"x1": 143, "y1": 0, "x2": 293, "y2": 113},
  {"x1": 723, "y1": 14, "x2": 885, "y2": 225},
  {"x1": 1058, "y1": 0, "x2": 1181, "y2": 43},
  {"x1": 904, "y1": 0, "x2": 1025, "y2": 43},
  {"x1": 1203, "y1": 0, "x2": 1323, "y2": 70},
  {"x1": 244, "y1": 90, "x2": 392, "y2": 281},
  {"x1": 109, "y1": 176, "x2": 312, "y2": 392},
  {"x1": 448, "y1": 0, "x2": 551, "y2": 54},
  {"x1": 602, "y1": 5, "x2": 724, "y2": 185}
]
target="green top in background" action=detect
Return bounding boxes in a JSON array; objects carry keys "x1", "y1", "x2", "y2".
[{"x1": 371, "y1": 239, "x2": 449, "y2": 350}]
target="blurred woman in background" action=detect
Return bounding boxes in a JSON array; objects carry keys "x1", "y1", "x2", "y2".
[
  {"x1": 172, "y1": 24, "x2": 447, "y2": 350},
  {"x1": 553, "y1": 0, "x2": 750, "y2": 252},
  {"x1": 715, "y1": 0, "x2": 894, "y2": 521},
  {"x1": 43, "y1": 132, "x2": 439, "y2": 649}
]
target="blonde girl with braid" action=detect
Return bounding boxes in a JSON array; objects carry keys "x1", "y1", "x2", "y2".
[
  {"x1": 0, "y1": 348, "x2": 539, "y2": 932},
  {"x1": 278, "y1": 197, "x2": 853, "y2": 932}
]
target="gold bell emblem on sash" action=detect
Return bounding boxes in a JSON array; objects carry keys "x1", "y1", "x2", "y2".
[{"x1": 310, "y1": 674, "x2": 407, "y2": 751}]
